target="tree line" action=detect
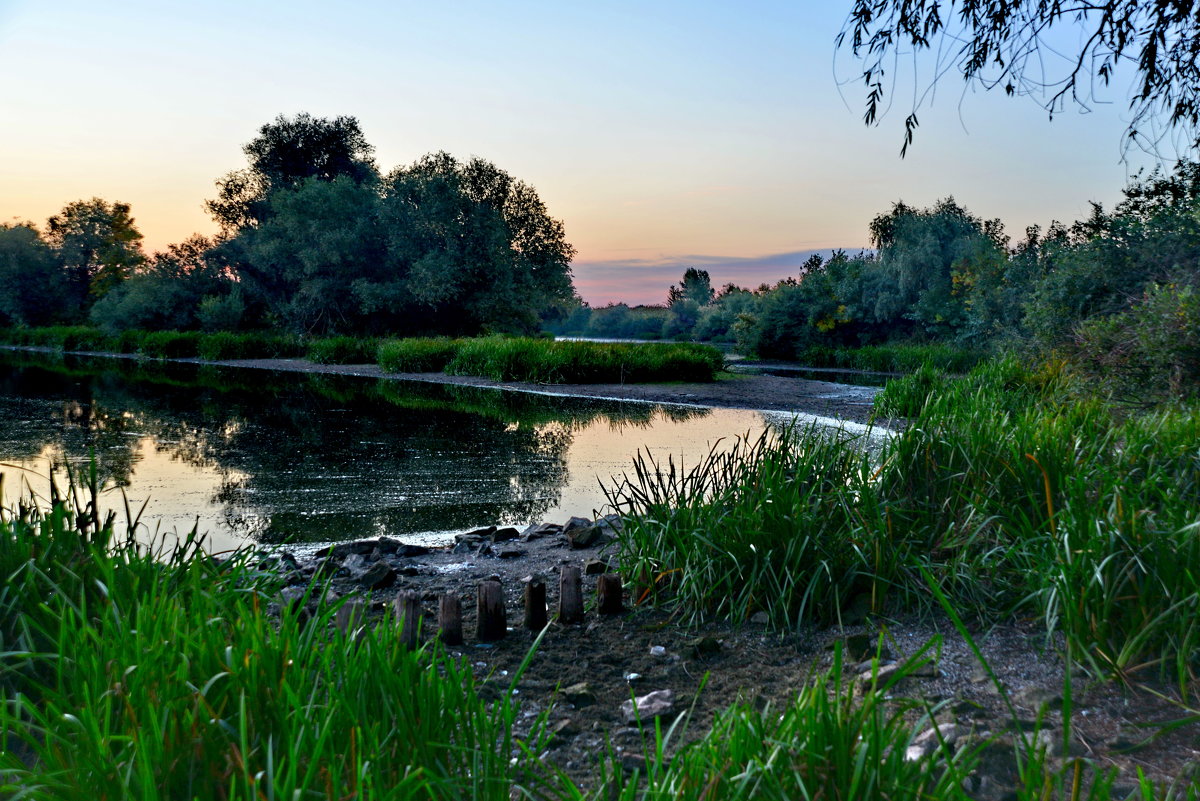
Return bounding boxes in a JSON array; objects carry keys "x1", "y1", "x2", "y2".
[
  {"x1": 554, "y1": 163, "x2": 1200, "y2": 399},
  {"x1": 0, "y1": 113, "x2": 576, "y2": 338}
]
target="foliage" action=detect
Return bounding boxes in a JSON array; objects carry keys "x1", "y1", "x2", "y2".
[
  {"x1": 44, "y1": 197, "x2": 145, "y2": 311},
  {"x1": 0, "y1": 494, "x2": 553, "y2": 799},
  {"x1": 444, "y1": 337, "x2": 724, "y2": 384},
  {"x1": 609, "y1": 645, "x2": 976, "y2": 801},
  {"x1": 206, "y1": 112, "x2": 377, "y2": 232},
  {"x1": 377, "y1": 337, "x2": 462, "y2": 372},
  {"x1": 838, "y1": 0, "x2": 1200, "y2": 154},
  {"x1": 0, "y1": 222, "x2": 66, "y2": 326},
  {"x1": 606, "y1": 427, "x2": 889, "y2": 627},
  {"x1": 306, "y1": 335, "x2": 379, "y2": 364}
]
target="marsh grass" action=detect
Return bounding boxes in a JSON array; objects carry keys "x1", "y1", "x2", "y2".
[
  {"x1": 604, "y1": 427, "x2": 892, "y2": 627},
  {"x1": 377, "y1": 336, "x2": 724, "y2": 383},
  {"x1": 0, "y1": 490, "x2": 555, "y2": 800},
  {"x1": 796, "y1": 342, "x2": 984, "y2": 373},
  {"x1": 306, "y1": 335, "x2": 380, "y2": 364}
]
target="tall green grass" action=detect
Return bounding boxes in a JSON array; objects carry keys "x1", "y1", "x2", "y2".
[
  {"x1": 604, "y1": 427, "x2": 891, "y2": 627},
  {"x1": 306, "y1": 335, "x2": 380, "y2": 364},
  {"x1": 377, "y1": 337, "x2": 463, "y2": 372},
  {"x1": 605, "y1": 642, "x2": 979, "y2": 801},
  {"x1": 378, "y1": 336, "x2": 725, "y2": 383},
  {"x1": 796, "y1": 342, "x2": 984, "y2": 373},
  {"x1": 0, "y1": 492, "x2": 554, "y2": 799}
]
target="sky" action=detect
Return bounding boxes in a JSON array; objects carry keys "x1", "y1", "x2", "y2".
[{"x1": 0, "y1": 1, "x2": 1164, "y2": 305}]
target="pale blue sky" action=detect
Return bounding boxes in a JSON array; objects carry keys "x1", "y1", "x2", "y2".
[{"x1": 0, "y1": 1, "x2": 1157, "y2": 304}]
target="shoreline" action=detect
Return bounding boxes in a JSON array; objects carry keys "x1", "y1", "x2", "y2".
[{"x1": 0, "y1": 345, "x2": 887, "y2": 427}]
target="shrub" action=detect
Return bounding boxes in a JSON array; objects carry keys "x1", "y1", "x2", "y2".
[
  {"x1": 307, "y1": 336, "x2": 379, "y2": 364},
  {"x1": 138, "y1": 330, "x2": 202, "y2": 359},
  {"x1": 378, "y1": 337, "x2": 462, "y2": 372}
]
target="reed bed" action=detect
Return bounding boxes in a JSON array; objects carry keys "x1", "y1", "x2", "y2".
[
  {"x1": 306, "y1": 335, "x2": 380, "y2": 364},
  {"x1": 378, "y1": 336, "x2": 725, "y2": 383},
  {"x1": 796, "y1": 342, "x2": 984, "y2": 373}
]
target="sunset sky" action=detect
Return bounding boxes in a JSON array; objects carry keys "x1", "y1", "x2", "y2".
[{"x1": 0, "y1": 1, "x2": 1158, "y2": 305}]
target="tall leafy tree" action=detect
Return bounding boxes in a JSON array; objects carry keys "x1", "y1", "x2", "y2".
[
  {"x1": 207, "y1": 112, "x2": 377, "y2": 231},
  {"x1": 0, "y1": 223, "x2": 67, "y2": 326},
  {"x1": 45, "y1": 198, "x2": 145, "y2": 312}
]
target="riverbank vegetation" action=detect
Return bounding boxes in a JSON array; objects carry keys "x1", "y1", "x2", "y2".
[{"x1": 552, "y1": 163, "x2": 1200, "y2": 404}]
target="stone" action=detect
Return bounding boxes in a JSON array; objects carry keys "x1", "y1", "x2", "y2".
[
  {"x1": 904, "y1": 723, "x2": 968, "y2": 761},
  {"x1": 620, "y1": 689, "x2": 675, "y2": 723},
  {"x1": 491, "y1": 527, "x2": 521, "y2": 543},
  {"x1": 563, "y1": 516, "x2": 599, "y2": 548},
  {"x1": 358, "y1": 562, "x2": 396, "y2": 590},
  {"x1": 749, "y1": 611, "x2": 769, "y2": 624},
  {"x1": 562, "y1": 682, "x2": 597, "y2": 707},
  {"x1": 686, "y1": 636, "x2": 721, "y2": 659},
  {"x1": 1012, "y1": 686, "x2": 1063, "y2": 712},
  {"x1": 521, "y1": 522, "x2": 562, "y2": 541},
  {"x1": 583, "y1": 558, "x2": 610, "y2": 575},
  {"x1": 315, "y1": 539, "x2": 378, "y2": 560},
  {"x1": 461, "y1": 525, "x2": 497, "y2": 540},
  {"x1": 497, "y1": 549, "x2": 523, "y2": 559},
  {"x1": 595, "y1": 514, "x2": 624, "y2": 535}
]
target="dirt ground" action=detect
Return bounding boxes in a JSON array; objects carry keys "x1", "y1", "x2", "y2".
[{"x1": 267, "y1": 522, "x2": 1200, "y2": 798}]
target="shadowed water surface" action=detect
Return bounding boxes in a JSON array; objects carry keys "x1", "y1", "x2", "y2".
[{"x1": 0, "y1": 350, "x2": 780, "y2": 552}]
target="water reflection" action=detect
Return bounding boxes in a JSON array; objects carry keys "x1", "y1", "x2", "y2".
[{"x1": 0, "y1": 350, "x2": 773, "y2": 551}]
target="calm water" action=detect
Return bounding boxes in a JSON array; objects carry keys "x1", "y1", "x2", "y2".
[{"x1": 0, "y1": 350, "x2": 788, "y2": 552}]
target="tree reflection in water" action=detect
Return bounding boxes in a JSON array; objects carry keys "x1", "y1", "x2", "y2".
[{"x1": 0, "y1": 350, "x2": 710, "y2": 546}]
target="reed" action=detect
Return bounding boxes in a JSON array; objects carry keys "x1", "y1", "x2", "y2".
[{"x1": 306, "y1": 335, "x2": 380, "y2": 364}]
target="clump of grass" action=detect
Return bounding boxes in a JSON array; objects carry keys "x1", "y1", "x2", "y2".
[
  {"x1": 445, "y1": 337, "x2": 724, "y2": 384},
  {"x1": 607, "y1": 641, "x2": 978, "y2": 800},
  {"x1": 197, "y1": 331, "x2": 303, "y2": 360},
  {"x1": 604, "y1": 426, "x2": 890, "y2": 627},
  {"x1": 871, "y1": 363, "x2": 950, "y2": 418},
  {"x1": 797, "y1": 342, "x2": 984, "y2": 373},
  {"x1": 378, "y1": 337, "x2": 463, "y2": 372},
  {"x1": 138, "y1": 329, "x2": 203, "y2": 359},
  {"x1": 307, "y1": 335, "x2": 380, "y2": 364}
]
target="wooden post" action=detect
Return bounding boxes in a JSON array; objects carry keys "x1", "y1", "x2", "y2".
[
  {"x1": 438, "y1": 593, "x2": 463, "y2": 646},
  {"x1": 395, "y1": 590, "x2": 422, "y2": 649},
  {"x1": 336, "y1": 597, "x2": 365, "y2": 637},
  {"x1": 524, "y1": 576, "x2": 548, "y2": 632},
  {"x1": 597, "y1": 573, "x2": 624, "y2": 615},
  {"x1": 476, "y1": 579, "x2": 507, "y2": 642},
  {"x1": 558, "y1": 565, "x2": 583, "y2": 624}
]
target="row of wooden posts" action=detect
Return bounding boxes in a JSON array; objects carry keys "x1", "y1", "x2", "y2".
[{"x1": 335, "y1": 565, "x2": 623, "y2": 647}]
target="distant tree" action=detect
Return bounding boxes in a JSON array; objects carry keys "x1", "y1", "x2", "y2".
[
  {"x1": 89, "y1": 236, "x2": 228, "y2": 333},
  {"x1": 207, "y1": 112, "x2": 377, "y2": 231},
  {"x1": 0, "y1": 223, "x2": 67, "y2": 326},
  {"x1": 667, "y1": 268, "x2": 715, "y2": 307},
  {"x1": 45, "y1": 198, "x2": 144, "y2": 312},
  {"x1": 839, "y1": 1, "x2": 1200, "y2": 155}
]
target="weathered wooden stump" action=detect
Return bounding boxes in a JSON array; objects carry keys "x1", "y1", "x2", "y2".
[
  {"x1": 477, "y1": 579, "x2": 507, "y2": 641},
  {"x1": 438, "y1": 593, "x2": 463, "y2": 646},
  {"x1": 394, "y1": 590, "x2": 422, "y2": 649},
  {"x1": 524, "y1": 576, "x2": 548, "y2": 632},
  {"x1": 597, "y1": 573, "x2": 624, "y2": 615},
  {"x1": 558, "y1": 565, "x2": 584, "y2": 624},
  {"x1": 335, "y1": 597, "x2": 366, "y2": 637}
]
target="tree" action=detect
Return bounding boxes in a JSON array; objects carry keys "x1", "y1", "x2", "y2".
[
  {"x1": 207, "y1": 112, "x2": 377, "y2": 231},
  {"x1": 0, "y1": 223, "x2": 67, "y2": 326},
  {"x1": 370, "y1": 152, "x2": 575, "y2": 335},
  {"x1": 45, "y1": 198, "x2": 145, "y2": 312},
  {"x1": 838, "y1": 1, "x2": 1200, "y2": 155},
  {"x1": 667, "y1": 268, "x2": 715, "y2": 307}
]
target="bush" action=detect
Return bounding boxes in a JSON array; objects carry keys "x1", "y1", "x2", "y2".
[
  {"x1": 444, "y1": 337, "x2": 724, "y2": 384},
  {"x1": 378, "y1": 338, "x2": 463, "y2": 372},
  {"x1": 307, "y1": 336, "x2": 379, "y2": 364},
  {"x1": 138, "y1": 330, "x2": 202, "y2": 359},
  {"x1": 196, "y1": 331, "x2": 303, "y2": 360}
]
